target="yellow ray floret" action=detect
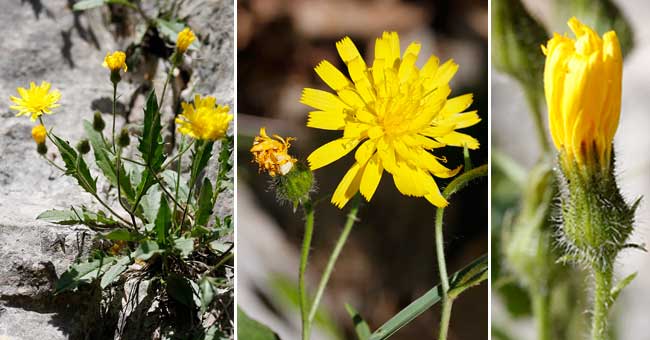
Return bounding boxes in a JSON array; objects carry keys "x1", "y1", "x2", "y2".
[
  {"x1": 10, "y1": 81, "x2": 61, "y2": 121},
  {"x1": 176, "y1": 95, "x2": 232, "y2": 141},
  {"x1": 542, "y1": 17, "x2": 622, "y2": 169},
  {"x1": 301, "y1": 32, "x2": 480, "y2": 208},
  {"x1": 32, "y1": 124, "x2": 47, "y2": 144},
  {"x1": 176, "y1": 28, "x2": 196, "y2": 53},
  {"x1": 102, "y1": 51, "x2": 128, "y2": 72},
  {"x1": 250, "y1": 128, "x2": 297, "y2": 177}
]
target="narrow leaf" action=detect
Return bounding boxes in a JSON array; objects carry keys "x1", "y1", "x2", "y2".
[
  {"x1": 72, "y1": 0, "x2": 105, "y2": 11},
  {"x1": 237, "y1": 307, "x2": 281, "y2": 340},
  {"x1": 155, "y1": 195, "x2": 171, "y2": 245},
  {"x1": 100, "y1": 256, "x2": 130, "y2": 288},
  {"x1": 196, "y1": 177, "x2": 214, "y2": 227},
  {"x1": 199, "y1": 276, "x2": 216, "y2": 313},
  {"x1": 138, "y1": 90, "x2": 165, "y2": 171},
  {"x1": 369, "y1": 256, "x2": 488, "y2": 340},
  {"x1": 132, "y1": 240, "x2": 161, "y2": 260},
  {"x1": 611, "y1": 272, "x2": 637, "y2": 302},
  {"x1": 103, "y1": 228, "x2": 137, "y2": 241},
  {"x1": 345, "y1": 304, "x2": 371, "y2": 340}
]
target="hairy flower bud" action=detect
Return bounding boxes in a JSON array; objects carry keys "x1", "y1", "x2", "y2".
[
  {"x1": 93, "y1": 111, "x2": 106, "y2": 131},
  {"x1": 76, "y1": 139, "x2": 91, "y2": 155},
  {"x1": 118, "y1": 128, "x2": 130, "y2": 147}
]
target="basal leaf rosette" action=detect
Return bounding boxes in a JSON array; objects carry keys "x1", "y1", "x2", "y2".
[{"x1": 301, "y1": 32, "x2": 480, "y2": 208}]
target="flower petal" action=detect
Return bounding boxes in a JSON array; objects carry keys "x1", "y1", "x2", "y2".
[
  {"x1": 332, "y1": 162, "x2": 364, "y2": 208},
  {"x1": 359, "y1": 154, "x2": 383, "y2": 201},
  {"x1": 307, "y1": 138, "x2": 360, "y2": 170}
]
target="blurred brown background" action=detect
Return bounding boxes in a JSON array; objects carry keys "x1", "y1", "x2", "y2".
[{"x1": 236, "y1": 1, "x2": 488, "y2": 339}]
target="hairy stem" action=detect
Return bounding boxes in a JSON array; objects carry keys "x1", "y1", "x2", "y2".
[
  {"x1": 299, "y1": 199, "x2": 315, "y2": 340},
  {"x1": 307, "y1": 196, "x2": 360, "y2": 326},
  {"x1": 112, "y1": 83, "x2": 117, "y2": 153},
  {"x1": 591, "y1": 263, "x2": 613, "y2": 340},
  {"x1": 435, "y1": 164, "x2": 487, "y2": 340}
]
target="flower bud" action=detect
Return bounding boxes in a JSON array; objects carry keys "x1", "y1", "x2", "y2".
[
  {"x1": 93, "y1": 111, "x2": 106, "y2": 131},
  {"x1": 275, "y1": 162, "x2": 315, "y2": 209},
  {"x1": 554, "y1": 0, "x2": 634, "y2": 56},
  {"x1": 117, "y1": 128, "x2": 130, "y2": 147},
  {"x1": 103, "y1": 51, "x2": 128, "y2": 84},
  {"x1": 37, "y1": 142, "x2": 48, "y2": 155},
  {"x1": 545, "y1": 19, "x2": 638, "y2": 269},
  {"x1": 176, "y1": 28, "x2": 196, "y2": 54},
  {"x1": 31, "y1": 124, "x2": 47, "y2": 145},
  {"x1": 76, "y1": 139, "x2": 91, "y2": 155}
]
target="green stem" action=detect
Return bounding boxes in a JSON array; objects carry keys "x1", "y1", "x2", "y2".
[
  {"x1": 307, "y1": 196, "x2": 361, "y2": 326},
  {"x1": 532, "y1": 291, "x2": 551, "y2": 340},
  {"x1": 435, "y1": 206, "x2": 453, "y2": 340},
  {"x1": 116, "y1": 146, "x2": 137, "y2": 230},
  {"x1": 173, "y1": 135, "x2": 185, "y2": 229},
  {"x1": 299, "y1": 199, "x2": 315, "y2": 340},
  {"x1": 591, "y1": 263, "x2": 613, "y2": 340},
  {"x1": 159, "y1": 63, "x2": 175, "y2": 110},
  {"x1": 112, "y1": 82, "x2": 117, "y2": 153},
  {"x1": 523, "y1": 87, "x2": 550, "y2": 152},
  {"x1": 161, "y1": 139, "x2": 195, "y2": 171},
  {"x1": 435, "y1": 164, "x2": 487, "y2": 340}
]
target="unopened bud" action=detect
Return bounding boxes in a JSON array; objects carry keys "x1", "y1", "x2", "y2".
[
  {"x1": 37, "y1": 142, "x2": 48, "y2": 155},
  {"x1": 93, "y1": 112, "x2": 106, "y2": 131},
  {"x1": 118, "y1": 128, "x2": 130, "y2": 147},
  {"x1": 76, "y1": 139, "x2": 91, "y2": 155}
]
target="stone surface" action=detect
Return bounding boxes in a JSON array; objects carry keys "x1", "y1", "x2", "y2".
[{"x1": 0, "y1": 1, "x2": 233, "y2": 339}]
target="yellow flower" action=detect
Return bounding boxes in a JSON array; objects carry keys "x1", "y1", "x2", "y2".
[
  {"x1": 543, "y1": 17, "x2": 622, "y2": 170},
  {"x1": 176, "y1": 95, "x2": 232, "y2": 141},
  {"x1": 176, "y1": 28, "x2": 196, "y2": 53},
  {"x1": 10, "y1": 81, "x2": 61, "y2": 121},
  {"x1": 250, "y1": 127, "x2": 297, "y2": 177},
  {"x1": 102, "y1": 51, "x2": 128, "y2": 72},
  {"x1": 301, "y1": 32, "x2": 480, "y2": 208},
  {"x1": 32, "y1": 124, "x2": 47, "y2": 144}
]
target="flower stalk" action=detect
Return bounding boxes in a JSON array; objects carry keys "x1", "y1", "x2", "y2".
[
  {"x1": 299, "y1": 198, "x2": 315, "y2": 340},
  {"x1": 435, "y1": 164, "x2": 487, "y2": 340}
]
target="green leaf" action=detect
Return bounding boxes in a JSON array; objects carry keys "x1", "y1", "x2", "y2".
[
  {"x1": 102, "y1": 228, "x2": 137, "y2": 241},
  {"x1": 369, "y1": 256, "x2": 488, "y2": 340},
  {"x1": 611, "y1": 272, "x2": 637, "y2": 302},
  {"x1": 73, "y1": 0, "x2": 134, "y2": 11},
  {"x1": 37, "y1": 209, "x2": 80, "y2": 224},
  {"x1": 345, "y1": 304, "x2": 371, "y2": 340},
  {"x1": 84, "y1": 121, "x2": 135, "y2": 203},
  {"x1": 155, "y1": 19, "x2": 200, "y2": 50},
  {"x1": 161, "y1": 170, "x2": 189, "y2": 201},
  {"x1": 138, "y1": 90, "x2": 165, "y2": 172},
  {"x1": 199, "y1": 276, "x2": 216, "y2": 313},
  {"x1": 216, "y1": 136, "x2": 233, "y2": 194},
  {"x1": 448, "y1": 255, "x2": 488, "y2": 298},
  {"x1": 190, "y1": 140, "x2": 214, "y2": 184},
  {"x1": 173, "y1": 236, "x2": 195, "y2": 258},
  {"x1": 140, "y1": 184, "x2": 162, "y2": 224},
  {"x1": 166, "y1": 274, "x2": 194, "y2": 307},
  {"x1": 51, "y1": 133, "x2": 96, "y2": 194},
  {"x1": 38, "y1": 207, "x2": 119, "y2": 228},
  {"x1": 55, "y1": 256, "x2": 115, "y2": 293},
  {"x1": 237, "y1": 307, "x2": 281, "y2": 340},
  {"x1": 132, "y1": 240, "x2": 161, "y2": 260},
  {"x1": 100, "y1": 256, "x2": 131, "y2": 288},
  {"x1": 196, "y1": 177, "x2": 214, "y2": 227},
  {"x1": 154, "y1": 195, "x2": 171, "y2": 245},
  {"x1": 72, "y1": 0, "x2": 104, "y2": 10}
]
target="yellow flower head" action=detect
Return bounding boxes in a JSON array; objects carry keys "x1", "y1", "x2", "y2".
[
  {"x1": 251, "y1": 127, "x2": 297, "y2": 177},
  {"x1": 32, "y1": 124, "x2": 47, "y2": 144},
  {"x1": 10, "y1": 81, "x2": 61, "y2": 121},
  {"x1": 176, "y1": 95, "x2": 232, "y2": 141},
  {"x1": 176, "y1": 28, "x2": 196, "y2": 53},
  {"x1": 301, "y1": 32, "x2": 480, "y2": 208},
  {"x1": 102, "y1": 51, "x2": 128, "y2": 72},
  {"x1": 542, "y1": 17, "x2": 622, "y2": 170}
]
